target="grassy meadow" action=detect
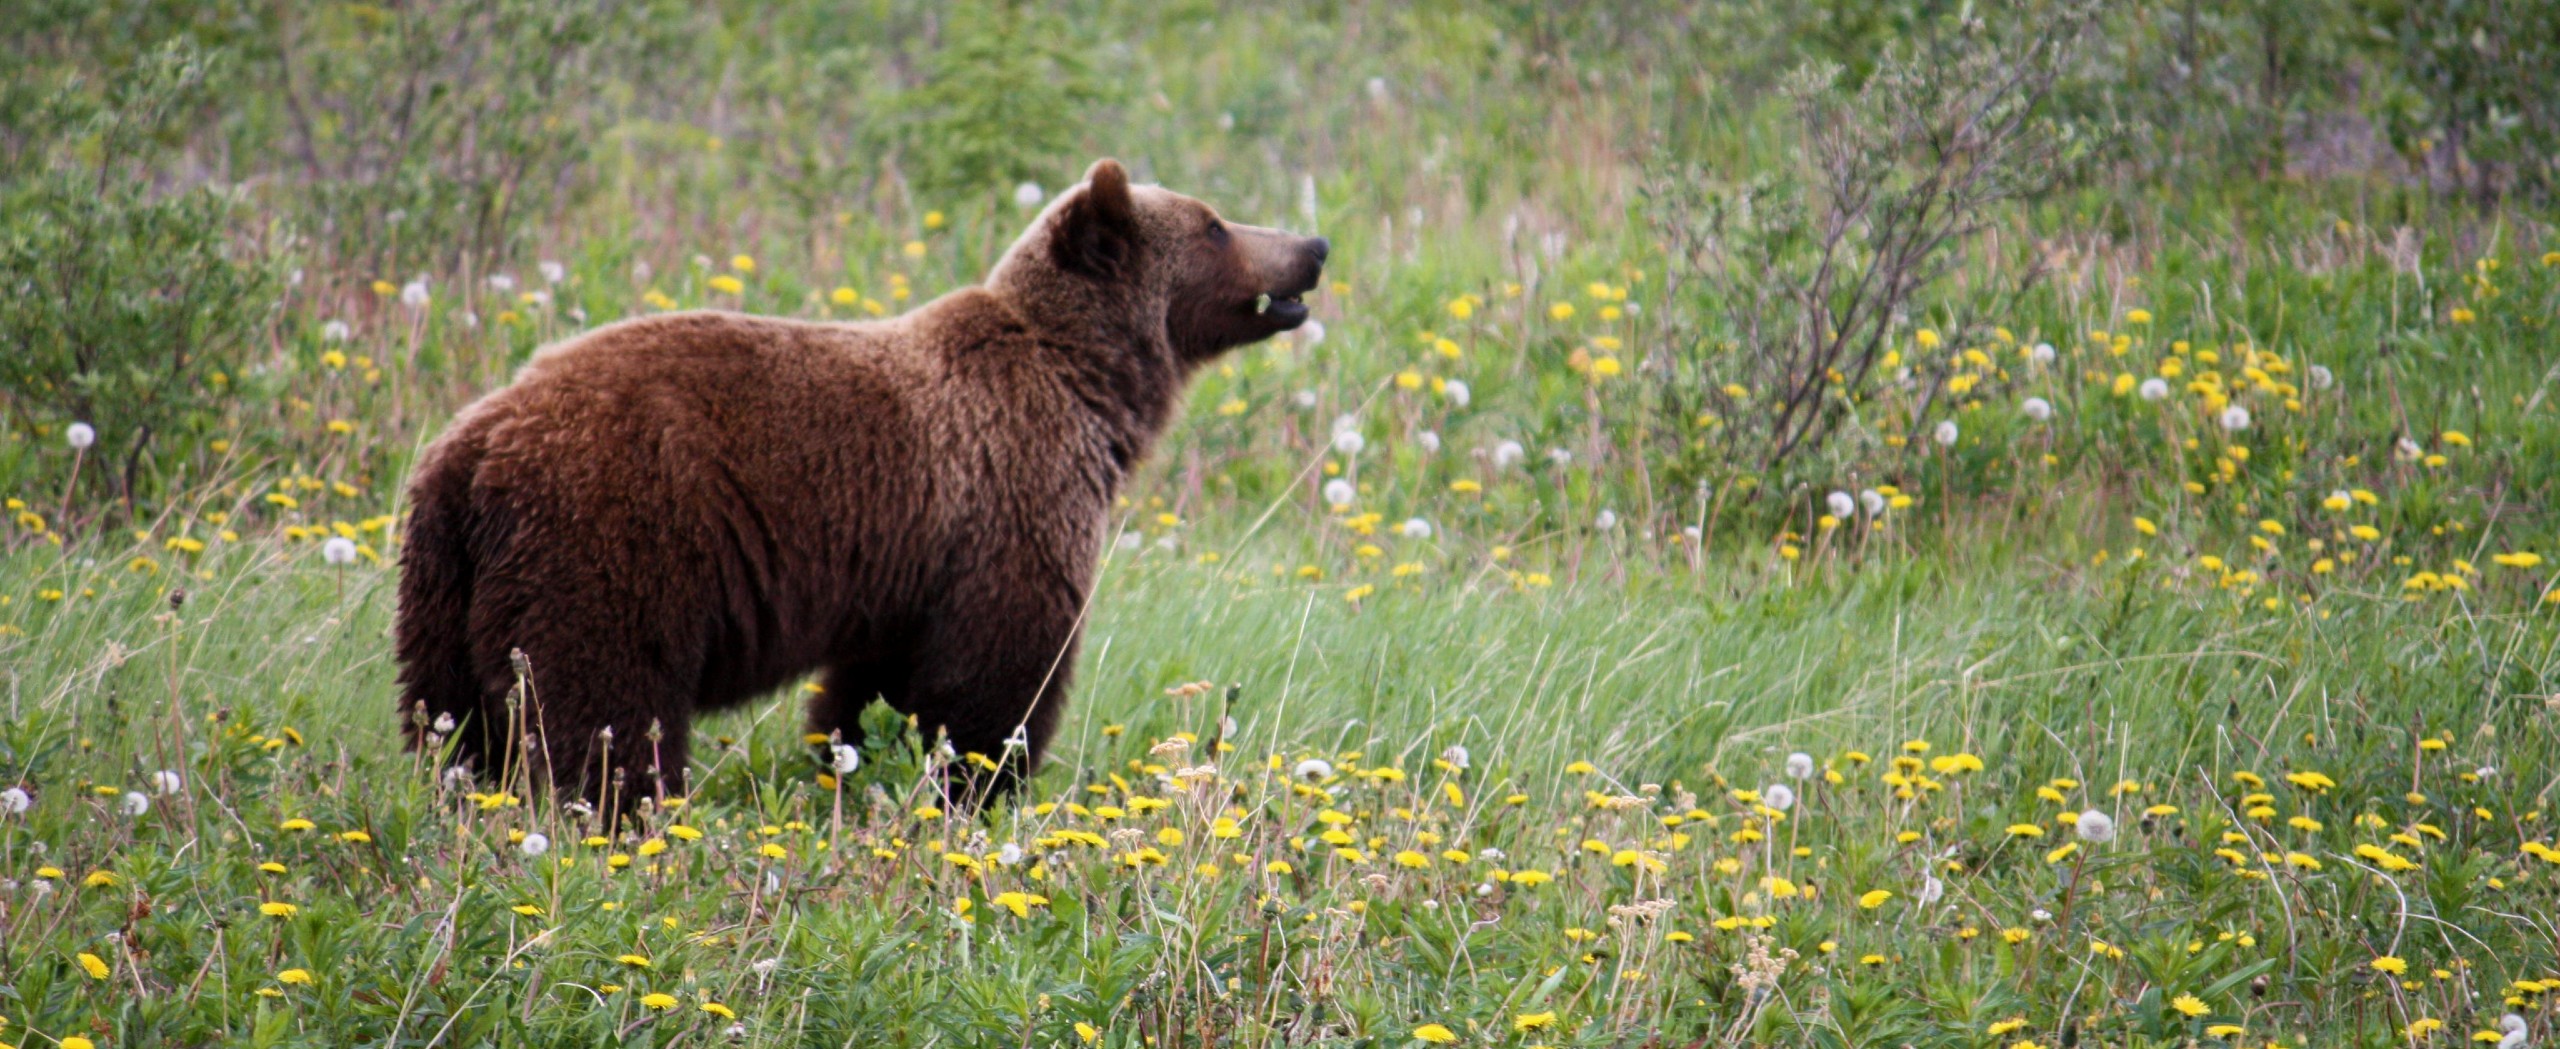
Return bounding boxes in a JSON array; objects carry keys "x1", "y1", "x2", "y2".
[{"x1": 8, "y1": 2, "x2": 2560, "y2": 1047}]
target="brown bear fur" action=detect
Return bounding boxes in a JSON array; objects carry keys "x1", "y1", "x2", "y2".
[{"x1": 394, "y1": 159, "x2": 1326, "y2": 809}]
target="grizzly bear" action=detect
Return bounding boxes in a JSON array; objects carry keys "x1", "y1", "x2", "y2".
[{"x1": 394, "y1": 159, "x2": 1326, "y2": 809}]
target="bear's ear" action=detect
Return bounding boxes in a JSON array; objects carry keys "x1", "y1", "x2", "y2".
[{"x1": 1050, "y1": 159, "x2": 1139, "y2": 279}]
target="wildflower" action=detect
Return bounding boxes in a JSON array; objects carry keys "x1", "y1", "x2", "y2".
[
  {"x1": 1414, "y1": 1023, "x2": 1459, "y2": 1044},
  {"x1": 2030, "y1": 342, "x2": 2057, "y2": 364},
  {"x1": 1491, "y1": 440, "x2": 1526, "y2": 468},
  {"x1": 2171, "y1": 994, "x2": 2209, "y2": 1017},
  {"x1": 2139, "y1": 377, "x2": 2170, "y2": 401},
  {"x1": 2023, "y1": 397, "x2": 2053, "y2": 422},
  {"x1": 78, "y1": 951, "x2": 112, "y2": 979},
  {"x1": 1514, "y1": 1011, "x2": 1558, "y2": 1032},
  {"x1": 1440, "y1": 744, "x2": 1471, "y2": 770},
  {"x1": 2372, "y1": 955, "x2": 2408, "y2": 975},
  {"x1": 1333, "y1": 429, "x2": 1366, "y2": 456},
  {"x1": 1293, "y1": 758, "x2": 1335, "y2": 781},
  {"x1": 1442, "y1": 378, "x2": 1469, "y2": 406},
  {"x1": 1785, "y1": 752, "x2": 1816, "y2": 780},
  {"x1": 0, "y1": 787, "x2": 28, "y2": 814},
  {"x1": 701, "y1": 1001, "x2": 736, "y2": 1019},
  {"x1": 119, "y1": 791, "x2": 149, "y2": 816},
  {"x1": 279, "y1": 967, "x2": 314, "y2": 985},
  {"x1": 2218, "y1": 405, "x2": 2251, "y2": 431},
  {"x1": 260, "y1": 901, "x2": 299, "y2": 917},
  {"x1": 619, "y1": 954, "x2": 653, "y2": 968},
  {"x1": 1300, "y1": 320, "x2": 1328, "y2": 348},
  {"x1": 1826, "y1": 491, "x2": 1856, "y2": 519},
  {"x1": 1322, "y1": 479, "x2": 1355, "y2": 507},
  {"x1": 1594, "y1": 509, "x2": 1618, "y2": 530},
  {"x1": 642, "y1": 992, "x2": 678, "y2": 1010},
  {"x1": 520, "y1": 832, "x2": 550, "y2": 857},
  {"x1": 1014, "y1": 182, "x2": 1046, "y2": 208},
  {"x1": 1762, "y1": 784, "x2": 1795, "y2": 811},
  {"x1": 68, "y1": 421, "x2": 98, "y2": 450},
  {"x1": 323, "y1": 537, "x2": 359, "y2": 565},
  {"x1": 1400, "y1": 518, "x2": 1433, "y2": 540},
  {"x1": 1933, "y1": 420, "x2": 1959, "y2": 446},
  {"x1": 401, "y1": 279, "x2": 430, "y2": 310},
  {"x1": 1858, "y1": 889, "x2": 1893, "y2": 909}
]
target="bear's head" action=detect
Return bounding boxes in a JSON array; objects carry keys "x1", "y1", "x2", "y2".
[{"x1": 990, "y1": 159, "x2": 1329, "y2": 363}]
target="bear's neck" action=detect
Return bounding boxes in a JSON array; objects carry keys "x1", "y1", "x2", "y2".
[{"x1": 979, "y1": 278, "x2": 1188, "y2": 485}]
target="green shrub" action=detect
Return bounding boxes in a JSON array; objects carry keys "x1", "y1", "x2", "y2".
[{"x1": 0, "y1": 43, "x2": 274, "y2": 515}]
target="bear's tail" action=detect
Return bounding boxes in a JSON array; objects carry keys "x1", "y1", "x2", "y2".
[{"x1": 394, "y1": 432, "x2": 496, "y2": 773}]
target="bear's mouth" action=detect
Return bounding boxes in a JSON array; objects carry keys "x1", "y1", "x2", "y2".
[{"x1": 1252, "y1": 288, "x2": 1312, "y2": 329}]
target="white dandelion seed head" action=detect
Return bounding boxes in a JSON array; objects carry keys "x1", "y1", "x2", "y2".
[
  {"x1": 1416, "y1": 430, "x2": 1442, "y2": 453},
  {"x1": 2396, "y1": 435, "x2": 2424, "y2": 460},
  {"x1": 2030, "y1": 342, "x2": 2057, "y2": 364},
  {"x1": 1399, "y1": 517, "x2": 1433, "y2": 540},
  {"x1": 1440, "y1": 744, "x2": 1470, "y2": 770},
  {"x1": 1826, "y1": 491, "x2": 1856, "y2": 519},
  {"x1": 400, "y1": 279, "x2": 430, "y2": 310},
  {"x1": 1859, "y1": 489, "x2": 1886, "y2": 516},
  {"x1": 1154, "y1": 534, "x2": 1177, "y2": 552},
  {"x1": 442, "y1": 765, "x2": 474, "y2": 788},
  {"x1": 150, "y1": 770, "x2": 182, "y2": 795},
  {"x1": 1548, "y1": 448, "x2": 1574, "y2": 467},
  {"x1": 1115, "y1": 532, "x2": 1142, "y2": 552},
  {"x1": 322, "y1": 536, "x2": 359, "y2": 565},
  {"x1": 2139, "y1": 378, "x2": 2171, "y2": 402},
  {"x1": 2478, "y1": 766, "x2": 2499, "y2": 780},
  {"x1": 1491, "y1": 440, "x2": 1526, "y2": 468},
  {"x1": 461, "y1": 311, "x2": 479, "y2": 330},
  {"x1": 2022, "y1": 396, "x2": 2054, "y2": 422},
  {"x1": 539, "y1": 260, "x2": 566, "y2": 284},
  {"x1": 0, "y1": 787, "x2": 29, "y2": 814},
  {"x1": 1292, "y1": 758, "x2": 1334, "y2": 782},
  {"x1": 1013, "y1": 181, "x2": 1046, "y2": 208},
  {"x1": 1296, "y1": 319, "x2": 1326, "y2": 348},
  {"x1": 432, "y1": 712, "x2": 457, "y2": 734},
  {"x1": 1762, "y1": 784, "x2": 1795, "y2": 811},
  {"x1": 1918, "y1": 873, "x2": 1944, "y2": 904},
  {"x1": 120, "y1": 791, "x2": 150, "y2": 816},
  {"x1": 2218, "y1": 405, "x2": 2251, "y2": 432},
  {"x1": 753, "y1": 957, "x2": 782, "y2": 977},
  {"x1": 1933, "y1": 420, "x2": 1960, "y2": 447},
  {"x1": 1593, "y1": 509, "x2": 1618, "y2": 531},
  {"x1": 288, "y1": 268, "x2": 305, "y2": 286},
  {"x1": 1365, "y1": 76, "x2": 1389, "y2": 101},
  {"x1": 488, "y1": 273, "x2": 516, "y2": 293},
  {"x1": 2074, "y1": 808, "x2": 2116, "y2": 843},
  {"x1": 519, "y1": 831, "x2": 550, "y2": 857},
  {"x1": 1474, "y1": 882, "x2": 1494, "y2": 896},
  {"x1": 66, "y1": 422, "x2": 96, "y2": 450},
  {"x1": 1332, "y1": 430, "x2": 1365, "y2": 456},
  {"x1": 2308, "y1": 364, "x2": 2334, "y2": 391},
  {"x1": 1292, "y1": 389, "x2": 1319, "y2": 409},
  {"x1": 1216, "y1": 111, "x2": 1236, "y2": 131},
  {"x1": 1785, "y1": 752, "x2": 1816, "y2": 780},
  {"x1": 321, "y1": 320, "x2": 351, "y2": 342},
  {"x1": 1443, "y1": 379, "x2": 1470, "y2": 407},
  {"x1": 2031, "y1": 907, "x2": 2053, "y2": 922},
  {"x1": 831, "y1": 744, "x2": 862, "y2": 775},
  {"x1": 997, "y1": 842, "x2": 1026, "y2": 866},
  {"x1": 1322, "y1": 478, "x2": 1356, "y2": 508}
]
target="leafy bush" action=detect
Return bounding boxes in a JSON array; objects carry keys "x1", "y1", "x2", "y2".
[
  {"x1": 0, "y1": 43, "x2": 273, "y2": 515},
  {"x1": 1643, "y1": 1, "x2": 2099, "y2": 494}
]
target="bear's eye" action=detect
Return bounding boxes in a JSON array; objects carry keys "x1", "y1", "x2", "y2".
[{"x1": 1204, "y1": 220, "x2": 1229, "y2": 244}]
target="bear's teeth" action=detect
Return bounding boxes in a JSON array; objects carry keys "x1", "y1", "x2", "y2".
[{"x1": 1255, "y1": 293, "x2": 1272, "y2": 315}]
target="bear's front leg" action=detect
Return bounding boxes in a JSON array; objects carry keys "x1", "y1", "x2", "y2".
[{"x1": 900, "y1": 588, "x2": 1082, "y2": 811}]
